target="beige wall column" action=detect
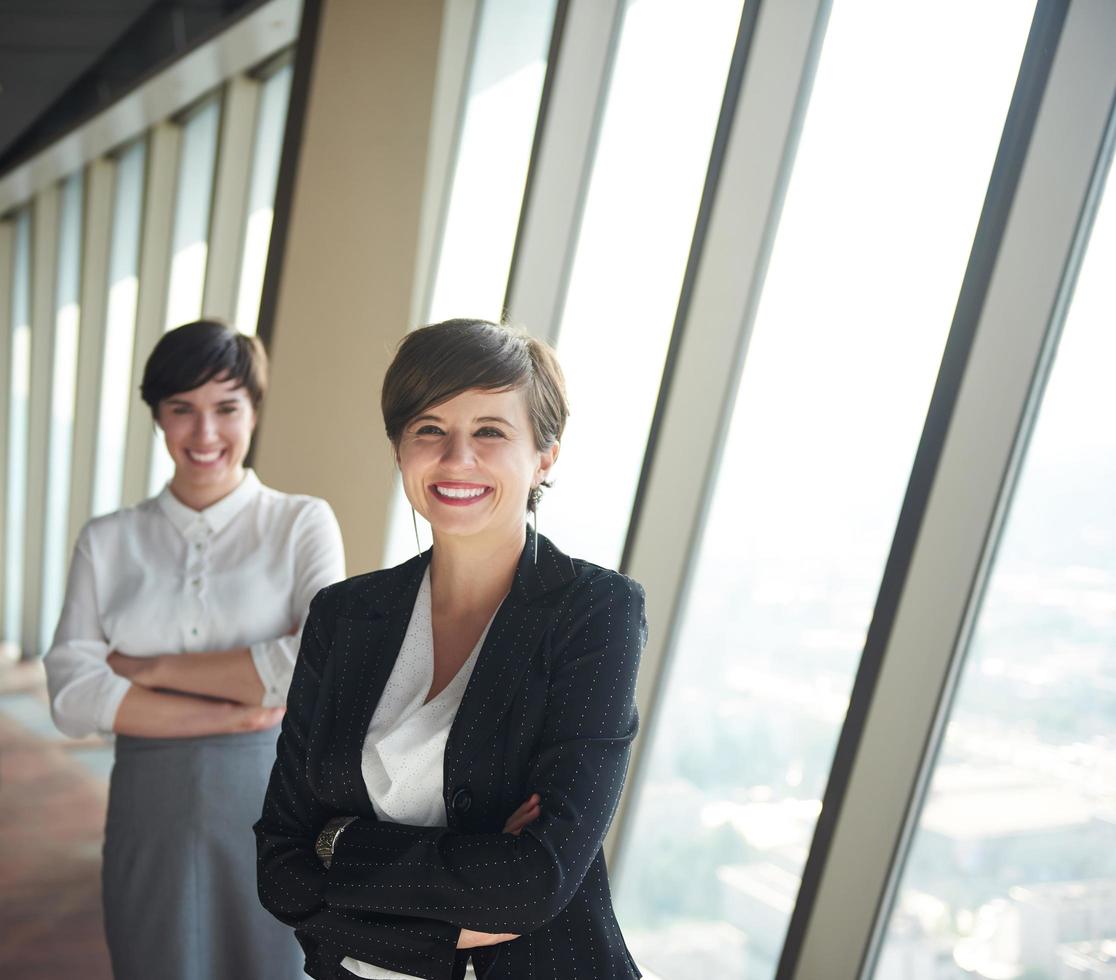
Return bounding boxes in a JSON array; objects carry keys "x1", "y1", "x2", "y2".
[{"x1": 254, "y1": 0, "x2": 446, "y2": 573}]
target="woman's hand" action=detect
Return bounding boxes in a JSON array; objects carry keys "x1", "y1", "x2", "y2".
[
  {"x1": 112, "y1": 686, "x2": 284, "y2": 738},
  {"x1": 502, "y1": 793, "x2": 541, "y2": 836},
  {"x1": 457, "y1": 928, "x2": 519, "y2": 949},
  {"x1": 228, "y1": 704, "x2": 286, "y2": 732},
  {"x1": 107, "y1": 651, "x2": 161, "y2": 687},
  {"x1": 110, "y1": 648, "x2": 266, "y2": 706}
]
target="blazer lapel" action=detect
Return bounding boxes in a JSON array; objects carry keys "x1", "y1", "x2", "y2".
[
  {"x1": 444, "y1": 527, "x2": 577, "y2": 775},
  {"x1": 325, "y1": 552, "x2": 430, "y2": 814}
]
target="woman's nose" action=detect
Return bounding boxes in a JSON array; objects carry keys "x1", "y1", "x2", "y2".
[
  {"x1": 441, "y1": 433, "x2": 475, "y2": 468},
  {"x1": 194, "y1": 412, "x2": 217, "y2": 440}
]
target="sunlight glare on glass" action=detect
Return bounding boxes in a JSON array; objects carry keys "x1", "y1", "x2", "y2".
[
  {"x1": 875, "y1": 124, "x2": 1116, "y2": 980},
  {"x1": 40, "y1": 172, "x2": 84, "y2": 653},
  {"x1": 614, "y1": 3, "x2": 1037, "y2": 979},
  {"x1": 383, "y1": 0, "x2": 557, "y2": 568},
  {"x1": 544, "y1": 0, "x2": 744, "y2": 568},
  {"x1": 93, "y1": 140, "x2": 145, "y2": 516},
  {"x1": 234, "y1": 63, "x2": 292, "y2": 336}
]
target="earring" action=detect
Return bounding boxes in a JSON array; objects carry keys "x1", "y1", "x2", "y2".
[
  {"x1": 528, "y1": 486, "x2": 542, "y2": 563},
  {"x1": 411, "y1": 506, "x2": 422, "y2": 557}
]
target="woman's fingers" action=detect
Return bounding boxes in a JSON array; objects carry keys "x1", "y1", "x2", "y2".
[
  {"x1": 502, "y1": 793, "x2": 541, "y2": 835},
  {"x1": 235, "y1": 705, "x2": 286, "y2": 732},
  {"x1": 503, "y1": 795, "x2": 538, "y2": 830},
  {"x1": 457, "y1": 929, "x2": 520, "y2": 949},
  {"x1": 106, "y1": 651, "x2": 157, "y2": 685}
]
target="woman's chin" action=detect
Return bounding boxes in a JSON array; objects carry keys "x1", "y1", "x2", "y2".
[
  {"x1": 175, "y1": 459, "x2": 242, "y2": 488},
  {"x1": 427, "y1": 513, "x2": 527, "y2": 544}
]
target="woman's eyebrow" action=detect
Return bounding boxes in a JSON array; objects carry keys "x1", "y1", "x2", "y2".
[{"x1": 410, "y1": 414, "x2": 517, "y2": 428}]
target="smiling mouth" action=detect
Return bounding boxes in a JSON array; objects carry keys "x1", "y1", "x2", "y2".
[
  {"x1": 431, "y1": 484, "x2": 493, "y2": 504},
  {"x1": 186, "y1": 449, "x2": 225, "y2": 464}
]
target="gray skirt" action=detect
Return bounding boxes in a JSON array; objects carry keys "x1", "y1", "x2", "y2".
[{"x1": 103, "y1": 727, "x2": 305, "y2": 980}]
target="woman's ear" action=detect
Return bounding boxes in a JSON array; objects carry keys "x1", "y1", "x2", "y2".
[{"x1": 537, "y1": 440, "x2": 560, "y2": 483}]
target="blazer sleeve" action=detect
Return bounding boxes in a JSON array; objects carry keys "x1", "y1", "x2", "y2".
[
  {"x1": 253, "y1": 590, "x2": 461, "y2": 980},
  {"x1": 324, "y1": 571, "x2": 647, "y2": 935}
]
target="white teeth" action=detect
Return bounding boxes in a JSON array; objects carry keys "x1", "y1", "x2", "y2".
[
  {"x1": 188, "y1": 450, "x2": 222, "y2": 463},
  {"x1": 435, "y1": 486, "x2": 488, "y2": 499}
]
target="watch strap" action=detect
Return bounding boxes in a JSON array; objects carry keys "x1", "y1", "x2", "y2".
[{"x1": 315, "y1": 815, "x2": 356, "y2": 869}]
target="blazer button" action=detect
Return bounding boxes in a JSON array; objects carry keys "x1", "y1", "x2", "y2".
[{"x1": 451, "y1": 786, "x2": 472, "y2": 814}]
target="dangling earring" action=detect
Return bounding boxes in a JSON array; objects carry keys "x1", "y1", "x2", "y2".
[
  {"x1": 528, "y1": 486, "x2": 542, "y2": 563},
  {"x1": 411, "y1": 506, "x2": 422, "y2": 557}
]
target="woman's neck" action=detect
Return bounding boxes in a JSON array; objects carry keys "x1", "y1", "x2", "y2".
[
  {"x1": 168, "y1": 467, "x2": 246, "y2": 512},
  {"x1": 428, "y1": 526, "x2": 525, "y2": 615}
]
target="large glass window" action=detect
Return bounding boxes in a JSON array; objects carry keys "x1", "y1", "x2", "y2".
[
  {"x1": 543, "y1": 0, "x2": 744, "y2": 568},
  {"x1": 233, "y1": 63, "x2": 293, "y2": 336},
  {"x1": 427, "y1": 0, "x2": 557, "y2": 324},
  {"x1": 39, "y1": 172, "x2": 85, "y2": 653},
  {"x1": 383, "y1": 0, "x2": 559, "y2": 567},
  {"x1": 613, "y1": 4, "x2": 1036, "y2": 979},
  {"x1": 874, "y1": 131, "x2": 1116, "y2": 980},
  {"x1": 149, "y1": 97, "x2": 221, "y2": 494},
  {"x1": 92, "y1": 140, "x2": 146, "y2": 517},
  {"x1": 3, "y1": 211, "x2": 32, "y2": 655}
]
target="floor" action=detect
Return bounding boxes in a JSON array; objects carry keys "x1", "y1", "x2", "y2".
[{"x1": 0, "y1": 659, "x2": 114, "y2": 979}]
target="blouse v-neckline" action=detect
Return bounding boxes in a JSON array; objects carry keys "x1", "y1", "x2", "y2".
[{"x1": 419, "y1": 569, "x2": 497, "y2": 707}]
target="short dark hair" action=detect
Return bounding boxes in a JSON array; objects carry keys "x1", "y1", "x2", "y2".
[
  {"x1": 382, "y1": 319, "x2": 568, "y2": 454},
  {"x1": 141, "y1": 319, "x2": 268, "y2": 418}
]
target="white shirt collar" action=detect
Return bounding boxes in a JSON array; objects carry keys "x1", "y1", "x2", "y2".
[{"x1": 156, "y1": 469, "x2": 262, "y2": 537}]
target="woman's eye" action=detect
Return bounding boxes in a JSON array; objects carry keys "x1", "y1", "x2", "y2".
[
  {"x1": 172, "y1": 406, "x2": 192, "y2": 415},
  {"x1": 218, "y1": 405, "x2": 239, "y2": 415},
  {"x1": 476, "y1": 427, "x2": 505, "y2": 438},
  {"x1": 415, "y1": 425, "x2": 443, "y2": 436}
]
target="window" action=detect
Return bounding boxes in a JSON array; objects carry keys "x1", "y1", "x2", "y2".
[
  {"x1": 92, "y1": 140, "x2": 146, "y2": 517},
  {"x1": 874, "y1": 128, "x2": 1116, "y2": 980},
  {"x1": 233, "y1": 63, "x2": 293, "y2": 336},
  {"x1": 383, "y1": 0, "x2": 560, "y2": 567},
  {"x1": 427, "y1": 0, "x2": 557, "y2": 324},
  {"x1": 3, "y1": 211, "x2": 32, "y2": 653},
  {"x1": 39, "y1": 172, "x2": 84, "y2": 652},
  {"x1": 613, "y1": 3, "x2": 1036, "y2": 978},
  {"x1": 543, "y1": 0, "x2": 744, "y2": 568},
  {"x1": 149, "y1": 97, "x2": 221, "y2": 494}
]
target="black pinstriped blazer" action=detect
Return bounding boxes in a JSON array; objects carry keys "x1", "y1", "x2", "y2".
[{"x1": 254, "y1": 528, "x2": 647, "y2": 980}]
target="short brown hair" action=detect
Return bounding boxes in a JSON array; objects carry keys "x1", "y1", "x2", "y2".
[
  {"x1": 141, "y1": 319, "x2": 268, "y2": 418},
  {"x1": 382, "y1": 319, "x2": 568, "y2": 453}
]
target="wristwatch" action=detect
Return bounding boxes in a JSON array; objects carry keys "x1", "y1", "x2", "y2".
[{"x1": 315, "y1": 816, "x2": 356, "y2": 869}]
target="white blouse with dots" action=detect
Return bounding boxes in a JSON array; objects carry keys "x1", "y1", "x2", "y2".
[{"x1": 342, "y1": 567, "x2": 499, "y2": 980}]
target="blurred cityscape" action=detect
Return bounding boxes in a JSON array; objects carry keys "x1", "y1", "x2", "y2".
[{"x1": 616, "y1": 448, "x2": 1116, "y2": 980}]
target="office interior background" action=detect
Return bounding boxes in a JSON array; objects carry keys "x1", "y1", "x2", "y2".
[{"x1": 1, "y1": 0, "x2": 1114, "y2": 977}]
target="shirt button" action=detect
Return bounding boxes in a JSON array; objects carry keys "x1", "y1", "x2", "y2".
[
  {"x1": 451, "y1": 787, "x2": 472, "y2": 814},
  {"x1": 191, "y1": 628, "x2": 198, "y2": 636},
  {"x1": 194, "y1": 542, "x2": 204, "y2": 551},
  {"x1": 192, "y1": 577, "x2": 202, "y2": 587}
]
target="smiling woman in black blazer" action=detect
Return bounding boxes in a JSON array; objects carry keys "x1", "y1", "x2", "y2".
[{"x1": 255, "y1": 319, "x2": 647, "y2": 980}]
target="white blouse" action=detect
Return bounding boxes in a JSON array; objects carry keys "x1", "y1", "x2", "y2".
[
  {"x1": 342, "y1": 568, "x2": 498, "y2": 980},
  {"x1": 44, "y1": 470, "x2": 346, "y2": 737}
]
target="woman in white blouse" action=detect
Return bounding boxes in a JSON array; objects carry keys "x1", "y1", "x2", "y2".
[{"x1": 45, "y1": 319, "x2": 346, "y2": 980}]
